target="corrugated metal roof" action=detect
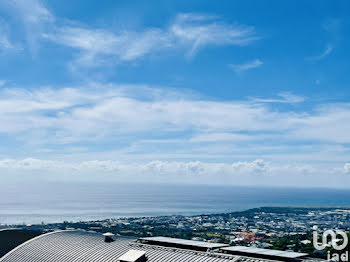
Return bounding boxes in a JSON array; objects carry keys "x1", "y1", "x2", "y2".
[
  {"x1": 220, "y1": 246, "x2": 308, "y2": 259},
  {"x1": 0, "y1": 230, "x2": 235, "y2": 262},
  {"x1": 139, "y1": 236, "x2": 229, "y2": 249}
]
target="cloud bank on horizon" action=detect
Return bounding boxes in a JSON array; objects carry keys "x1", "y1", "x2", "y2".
[{"x1": 0, "y1": 0, "x2": 349, "y2": 187}]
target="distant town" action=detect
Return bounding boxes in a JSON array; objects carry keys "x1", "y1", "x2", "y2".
[{"x1": 2, "y1": 207, "x2": 350, "y2": 259}]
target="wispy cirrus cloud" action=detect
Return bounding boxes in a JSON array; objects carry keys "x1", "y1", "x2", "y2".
[
  {"x1": 0, "y1": 0, "x2": 53, "y2": 54},
  {"x1": 171, "y1": 13, "x2": 259, "y2": 58},
  {"x1": 0, "y1": 0, "x2": 53, "y2": 24},
  {"x1": 43, "y1": 13, "x2": 259, "y2": 67},
  {"x1": 305, "y1": 19, "x2": 342, "y2": 62},
  {"x1": 189, "y1": 132, "x2": 255, "y2": 143},
  {"x1": 251, "y1": 92, "x2": 305, "y2": 104},
  {"x1": 0, "y1": 0, "x2": 260, "y2": 66},
  {"x1": 0, "y1": 20, "x2": 20, "y2": 52},
  {"x1": 0, "y1": 84, "x2": 349, "y2": 146},
  {"x1": 229, "y1": 59, "x2": 263, "y2": 73},
  {"x1": 0, "y1": 33, "x2": 15, "y2": 51},
  {"x1": 43, "y1": 26, "x2": 171, "y2": 67},
  {"x1": 306, "y1": 45, "x2": 333, "y2": 61}
]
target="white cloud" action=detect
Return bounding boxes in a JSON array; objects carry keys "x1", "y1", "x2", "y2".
[
  {"x1": 0, "y1": 158, "x2": 299, "y2": 177},
  {"x1": 44, "y1": 13, "x2": 259, "y2": 67},
  {"x1": 229, "y1": 59, "x2": 263, "y2": 73},
  {"x1": 0, "y1": 84, "x2": 290, "y2": 140},
  {"x1": 0, "y1": 158, "x2": 269, "y2": 176},
  {"x1": 251, "y1": 92, "x2": 305, "y2": 104},
  {"x1": 277, "y1": 92, "x2": 305, "y2": 103},
  {"x1": 345, "y1": 163, "x2": 350, "y2": 174},
  {"x1": 1, "y1": 83, "x2": 350, "y2": 162},
  {"x1": 0, "y1": 5, "x2": 259, "y2": 63},
  {"x1": 0, "y1": 158, "x2": 347, "y2": 187},
  {"x1": 306, "y1": 45, "x2": 333, "y2": 61},
  {"x1": 0, "y1": 21, "x2": 20, "y2": 52},
  {"x1": 43, "y1": 26, "x2": 171, "y2": 67},
  {"x1": 189, "y1": 133, "x2": 255, "y2": 142},
  {"x1": 4, "y1": 0, "x2": 53, "y2": 24},
  {"x1": 289, "y1": 104, "x2": 350, "y2": 143},
  {"x1": 0, "y1": 0, "x2": 54, "y2": 54},
  {"x1": 0, "y1": 84, "x2": 349, "y2": 145},
  {"x1": 231, "y1": 159, "x2": 270, "y2": 175},
  {"x1": 171, "y1": 13, "x2": 258, "y2": 58},
  {"x1": 305, "y1": 19, "x2": 341, "y2": 62},
  {"x1": 0, "y1": 158, "x2": 62, "y2": 170},
  {"x1": 0, "y1": 83, "x2": 349, "y2": 187},
  {"x1": 0, "y1": 30, "x2": 14, "y2": 50}
]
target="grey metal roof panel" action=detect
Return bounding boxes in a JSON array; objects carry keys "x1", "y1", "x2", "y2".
[
  {"x1": 278, "y1": 252, "x2": 309, "y2": 258},
  {"x1": 221, "y1": 246, "x2": 252, "y2": 252},
  {"x1": 229, "y1": 247, "x2": 287, "y2": 256},
  {"x1": 118, "y1": 250, "x2": 145, "y2": 261},
  {"x1": 261, "y1": 250, "x2": 289, "y2": 256},
  {"x1": 221, "y1": 246, "x2": 308, "y2": 259},
  {"x1": 139, "y1": 236, "x2": 229, "y2": 249},
  {"x1": 0, "y1": 230, "x2": 234, "y2": 262}
]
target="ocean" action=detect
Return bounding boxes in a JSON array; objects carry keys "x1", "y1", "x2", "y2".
[{"x1": 1, "y1": 181, "x2": 350, "y2": 225}]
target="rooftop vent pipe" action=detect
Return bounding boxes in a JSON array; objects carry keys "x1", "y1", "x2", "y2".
[{"x1": 103, "y1": 232, "x2": 115, "y2": 243}]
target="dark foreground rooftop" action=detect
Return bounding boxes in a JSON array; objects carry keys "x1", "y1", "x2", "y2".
[{"x1": 0, "y1": 229, "x2": 41, "y2": 258}]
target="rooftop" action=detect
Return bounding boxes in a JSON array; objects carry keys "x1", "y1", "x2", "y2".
[
  {"x1": 0, "y1": 230, "x2": 313, "y2": 262},
  {"x1": 139, "y1": 236, "x2": 229, "y2": 250},
  {"x1": 0, "y1": 230, "x2": 235, "y2": 262},
  {"x1": 221, "y1": 246, "x2": 308, "y2": 260}
]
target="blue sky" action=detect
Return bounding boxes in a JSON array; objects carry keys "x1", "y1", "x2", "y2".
[{"x1": 0, "y1": 0, "x2": 350, "y2": 187}]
